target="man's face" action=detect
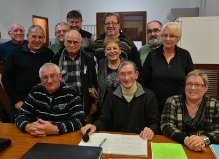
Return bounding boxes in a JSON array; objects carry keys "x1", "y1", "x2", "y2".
[
  {"x1": 64, "y1": 31, "x2": 82, "y2": 56},
  {"x1": 117, "y1": 64, "x2": 138, "y2": 89},
  {"x1": 147, "y1": 22, "x2": 162, "y2": 47},
  {"x1": 104, "y1": 15, "x2": 120, "y2": 37},
  {"x1": 67, "y1": 18, "x2": 82, "y2": 31},
  {"x1": 55, "y1": 24, "x2": 70, "y2": 44},
  {"x1": 40, "y1": 67, "x2": 62, "y2": 93},
  {"x1": 9, "y1": 24, "x2": 25, "y2": 44},
  {"x1": 27, "y1": 28, "x2": 45, "y2": 52}
]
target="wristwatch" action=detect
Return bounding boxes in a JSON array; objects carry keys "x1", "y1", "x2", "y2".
[{"x1": 202, "y1": 135, "x2": 210, "y2": 145}]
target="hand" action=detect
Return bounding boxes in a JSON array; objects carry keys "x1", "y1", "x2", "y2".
[
  {"x1": 81, "y1": 124, "x2": 96, "y2": 136},
  {"x1": 140, "y1": 127, "x2": 154, "y2": 140},
  {"x1": 89, "y1": 87, "x2": 98, "y2": 99},
  {"x1": 15, "y1": 101, "x2": 24, "y2": 109},
  {"x1": 90, "y1": 103, "x2": 98, "y2": 115},
  {"x1": 184, "y1": 135, "x2": 206, "y2": 152},
  {"x1": 0, "y1": 73, "x2": 4, "y2": 89},
  {"x1": 25, "y1": 122, "x2": 46, "y2": 137}
]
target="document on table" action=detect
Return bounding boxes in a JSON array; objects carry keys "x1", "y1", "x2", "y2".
[
  {"x1": 151, "y1": 142, "x2": 188, "y2": 159},
  {"x1": 79, "y1": 133, "x2": 147, "y2": 156}
]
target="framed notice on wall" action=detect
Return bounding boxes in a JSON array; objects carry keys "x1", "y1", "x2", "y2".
[{"x1": 32, "y1": 15, "x2": 49, "y2": 47}]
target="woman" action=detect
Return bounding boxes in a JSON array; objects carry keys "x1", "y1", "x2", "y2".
[
  {"x1": 98, "y1": 36, "x2": 126, "y2": 108},
  {"x1": 141, "y1": 22, "x2": 193, "y2": 114},
  {"x1": 161, "y1": 70, "x2": 219, "y2": 152}
]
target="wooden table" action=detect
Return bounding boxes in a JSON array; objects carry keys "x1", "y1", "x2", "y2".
[{"x1": 0, "y1": 123, "x2": 215, "y2": 159}]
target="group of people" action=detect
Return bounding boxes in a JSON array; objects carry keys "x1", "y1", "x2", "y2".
[{"x1": 0, "y1": 10, "x2": 218, "y2": 152}]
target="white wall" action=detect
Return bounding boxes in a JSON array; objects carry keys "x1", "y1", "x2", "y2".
[{"x1": 0, "y1": 0, "x2": 218, "y2": 41}]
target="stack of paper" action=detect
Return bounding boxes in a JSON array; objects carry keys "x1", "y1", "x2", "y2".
[
  {"x1": 79, "y1": 133, "x2": 147, "y2": 156},
  {"x1": 151, "y1": 142, "x2": 188, "y2": 159},
  {"x1": 210, "y1": 144, "x2": 219, "y2": 159}
]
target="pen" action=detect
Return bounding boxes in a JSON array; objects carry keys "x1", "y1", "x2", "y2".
[{"x1": 99, "y1": 138, "x2": 107, "y2": 147}]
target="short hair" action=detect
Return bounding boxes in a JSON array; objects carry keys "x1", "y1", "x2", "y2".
[
  {"x1": 103, "y1": 36, "x2": 121, "y2": 49},
  {"x1": 28, "y1": 25, "x2": 44, "y2": 35},
  {"x1": 103, "y1": 12, "x2": 120, "y2": 24},
  {"x1": 65, "y1": 29, "x2": 82, "y2": 42},
  {"x1": 39, "y1": 63, "x2": 61, "y2": 78},
  {"x1": 148, "y1": 20, "x2": 163, "y2": 28},
  {"x1": 66, "y1": 10, "x2": 83, "y2": 22},
  {"x1": 160, "y1": 22, "x2": 182, "y2": 40},
  {"x1": 118, "y1": 60, "x2": 138, "y2": 72},
  {"x1": 55, "y1": 22, "x2": 70, "y2": 33},
  {"x1": 185, "y1": 70, "x2": 209, "y2": 86},
  {"x1": 8, "y1": 23, "x2": 25, "y2": 33}
]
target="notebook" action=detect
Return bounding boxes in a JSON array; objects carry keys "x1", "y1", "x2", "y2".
[
  {"x1": 20, "y1": 143, "x2": 102, "y2": 159},
  {"x1": 210, "y1": 144, "x2": 219, "y2": 159},
  {"x1": 0, "y1": 138, "x2": 11, "y2": 152}
]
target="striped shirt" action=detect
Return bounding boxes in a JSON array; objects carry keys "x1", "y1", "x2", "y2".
[
  {"x1": 15, "y1": 82, "x2": 86, "y2": 134},
  {"x1": 161, "y1": 95, "x2": 219, "y2": 144}
]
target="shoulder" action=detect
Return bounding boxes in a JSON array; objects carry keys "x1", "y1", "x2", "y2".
[
  {"x1": 175, "y1": 46, "x2": 191, "y2": 55},
  {"x1": 80, "y1": 29, "x2": 92, "y2": 38}
]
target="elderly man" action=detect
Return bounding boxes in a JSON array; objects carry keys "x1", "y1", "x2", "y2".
[
  {"x1": 66, "y1": 10, "x2": 94, "y2": 52},
  {"x1": 15, "y1": 63, "x2": 86, "y2": 136},
  {"x1": 49, "y1": 22, "x2": 70, "y2": 54},
  {"x1": 81, "y1": 60, "x2": 159, "y2": 140},
  {"x1": 0, "y1": 23, "x2": 27, "y2": 62},
  {"x1": 139, "y1": 20, "x2": 162, "y2": 66},
  {"x1": 93, "y1": 12, "x2": 142, "y2": 72},
  {"x1": 51, "y1": 30, "x2": 97, "y2": 122},
  {"x1": 2, "y1": 25, "x2": 54, "y2": 122}
]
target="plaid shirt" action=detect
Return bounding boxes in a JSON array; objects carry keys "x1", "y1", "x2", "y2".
[
  {"x1": 161, "y1": 95, "x2": 219, "y2": 144},
  {"x1": 61, "y1": 49, "x2": 82, "y2": 95}
]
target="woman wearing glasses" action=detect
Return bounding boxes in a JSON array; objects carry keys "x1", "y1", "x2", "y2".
[
  {"x1": 140, "y1": 22, "x2": 193, "y2": 115},
  {"x1": 161, "y1": 70, "x2": 219, "y2": 151}
]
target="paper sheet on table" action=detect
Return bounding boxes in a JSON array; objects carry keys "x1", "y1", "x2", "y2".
[
  {"x1": 151, "y1": 142, "x2": 188, "y2": 159},
  {"x1": 79, "y1": 133, "x2": 147, "y2": 156}
]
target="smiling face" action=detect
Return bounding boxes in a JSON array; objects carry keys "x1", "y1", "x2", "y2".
[
  {"x1": 55, "y1": 23, "x2": 70, "y2": 44},
  {"x1": 104, "y1": 15, "x2": 120, "y2": 37},
  {"x1": 105, "y1": 41, "x2": 121, "y2": 62},
  {"x1": 117, "y1": 63, "x2": 139, "y2": 89},
  {"x1": 9, "y1": 23, "x2": 25, "y2": 44},
  {"x1": 27, "y1": 27, "x2": 45, "y2": 52},
  {"x1": 185, "y1": 75, "x2": 208, "y2": 102}
]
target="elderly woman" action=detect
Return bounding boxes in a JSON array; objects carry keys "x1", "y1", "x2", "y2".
[
  {"x1": 141, "y1": 22, "x2": 193, "y2": 115},
  {"x1": 98, "y1": 36, "x2": 126, "y2": 108},
  {"x1": 161, "y1": 70, "x2": 219, "y2": 152}
]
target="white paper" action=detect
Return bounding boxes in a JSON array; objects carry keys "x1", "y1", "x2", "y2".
[{"x1": 79, "y1": 133, "x2": 147, "y2": 156}]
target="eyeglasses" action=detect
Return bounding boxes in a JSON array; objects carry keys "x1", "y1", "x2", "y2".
[
  {"x1": 186, "y1": 82, "x2": 205, "y2": 88},
  {"x1": 105, "y1": 22, "x2": 119, "y2": 27},
  {"x1": 161, "y1": 34, "x2": 178, "y2": 39},
  {"x1": 56, "y1": 30, "x2": 68, "y2": 34},
  {"x1": 11, "y1": 29, "x2": 25, "y2": 33},
  {"x1": 119, "y1": 71, "x2": 135, "y2": 78},
  {"x1": 65, "y1": 40, "x2": 80, "y2": 46},
  {"x1": 147, "y1": 29, "x2": 161, "y2": 34},
  {"x1": 41, "y1": 73, "x2": 59, "y2": 81}
]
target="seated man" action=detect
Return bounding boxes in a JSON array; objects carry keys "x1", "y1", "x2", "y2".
[
  {"x1": 161, "y1": 70, "x2": 219, "y2": 152},
  {"x1": 81, "y1": 60, "x2": 159, "y2": 140},
  {"x1": 15, "y1": 63, "x2": 86, "y2": 136}
]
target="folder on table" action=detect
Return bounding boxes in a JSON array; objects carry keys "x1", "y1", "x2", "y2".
[
  {"x1": 210, "y1": 144, "x2": 219, "y2": 159},
  {"x1": 20, "y1": 143, "x2": 102, "y2": 159},
  {"x1": 151, "y1": 142, "x2": 188, "y2": 159},
  {"x1": 0, "y1": 138, "x2": 11, "y2": 152}
]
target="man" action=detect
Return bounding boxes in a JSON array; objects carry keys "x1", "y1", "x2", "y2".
[
  {"x1": 51, "y1": 30, "x2": 98, "y2": 122},
  {"x1": 49, "y1": 22, "x2": 70, "y2": 54},
  {"x1": 0, "y1": 23, "x2": 27, "y2": 62},
  {"x1": 93, "y1": 12, "x2": 142, "y2": 71},
  {"x1": 15, "y1": 63, "x2": 86, "y2": 136},
  {"x1": 2, "y1": 25, "x2": 54, "y2": 122},
  {"x1": 81, "y1": 60, "x2": 159, "y2": 140},
  {"x1": 139, "y1": 20, "x2": 162, "y2": 66},
  {"x1": 66, "y1": 10, "x2": 94, "y2": 52}
]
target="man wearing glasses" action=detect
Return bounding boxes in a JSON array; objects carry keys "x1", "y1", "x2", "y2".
[
  {"x1": 51, "y1": 30, "x2": 98, "y2": 123},
  {"x1": 139, "y1": 20, "x2": 162, "y2": 66},
  {"x1": 92, "y1": 12, "x2": 142, "y2": 72}
]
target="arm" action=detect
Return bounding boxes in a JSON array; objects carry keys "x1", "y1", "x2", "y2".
[
  {"x1": 160, "y1": 96, "x2": 186, "y2": 144},
  {"x1": 140, "y1": 52, "x2": 152, "y2": 88},
  {"x1": 185, "y1": 50, "x2": 194, "y2": 74}
]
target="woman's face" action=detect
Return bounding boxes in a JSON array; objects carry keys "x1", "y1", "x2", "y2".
[
  {"x1": 105, "y1": 41, "x2": 121, "y2": 62},
  {"x1": 185, "y1": 75, "x2": 208, "y2": 102},
  {"x1": 161, "y1": 28, "x2": 179, "y2": 49}
]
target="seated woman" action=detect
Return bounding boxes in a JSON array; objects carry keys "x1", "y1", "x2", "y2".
[
  {"x1": 98, "y1": 36, "x2": 126, "y2": 108},
  {"x1": 161, "y1": 70, "x2": 219, "y2": 152}
]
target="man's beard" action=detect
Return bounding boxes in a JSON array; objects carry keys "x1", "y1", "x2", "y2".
[{"x1": 147, "y1": 37, "x2": 161, "y2": 47}]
